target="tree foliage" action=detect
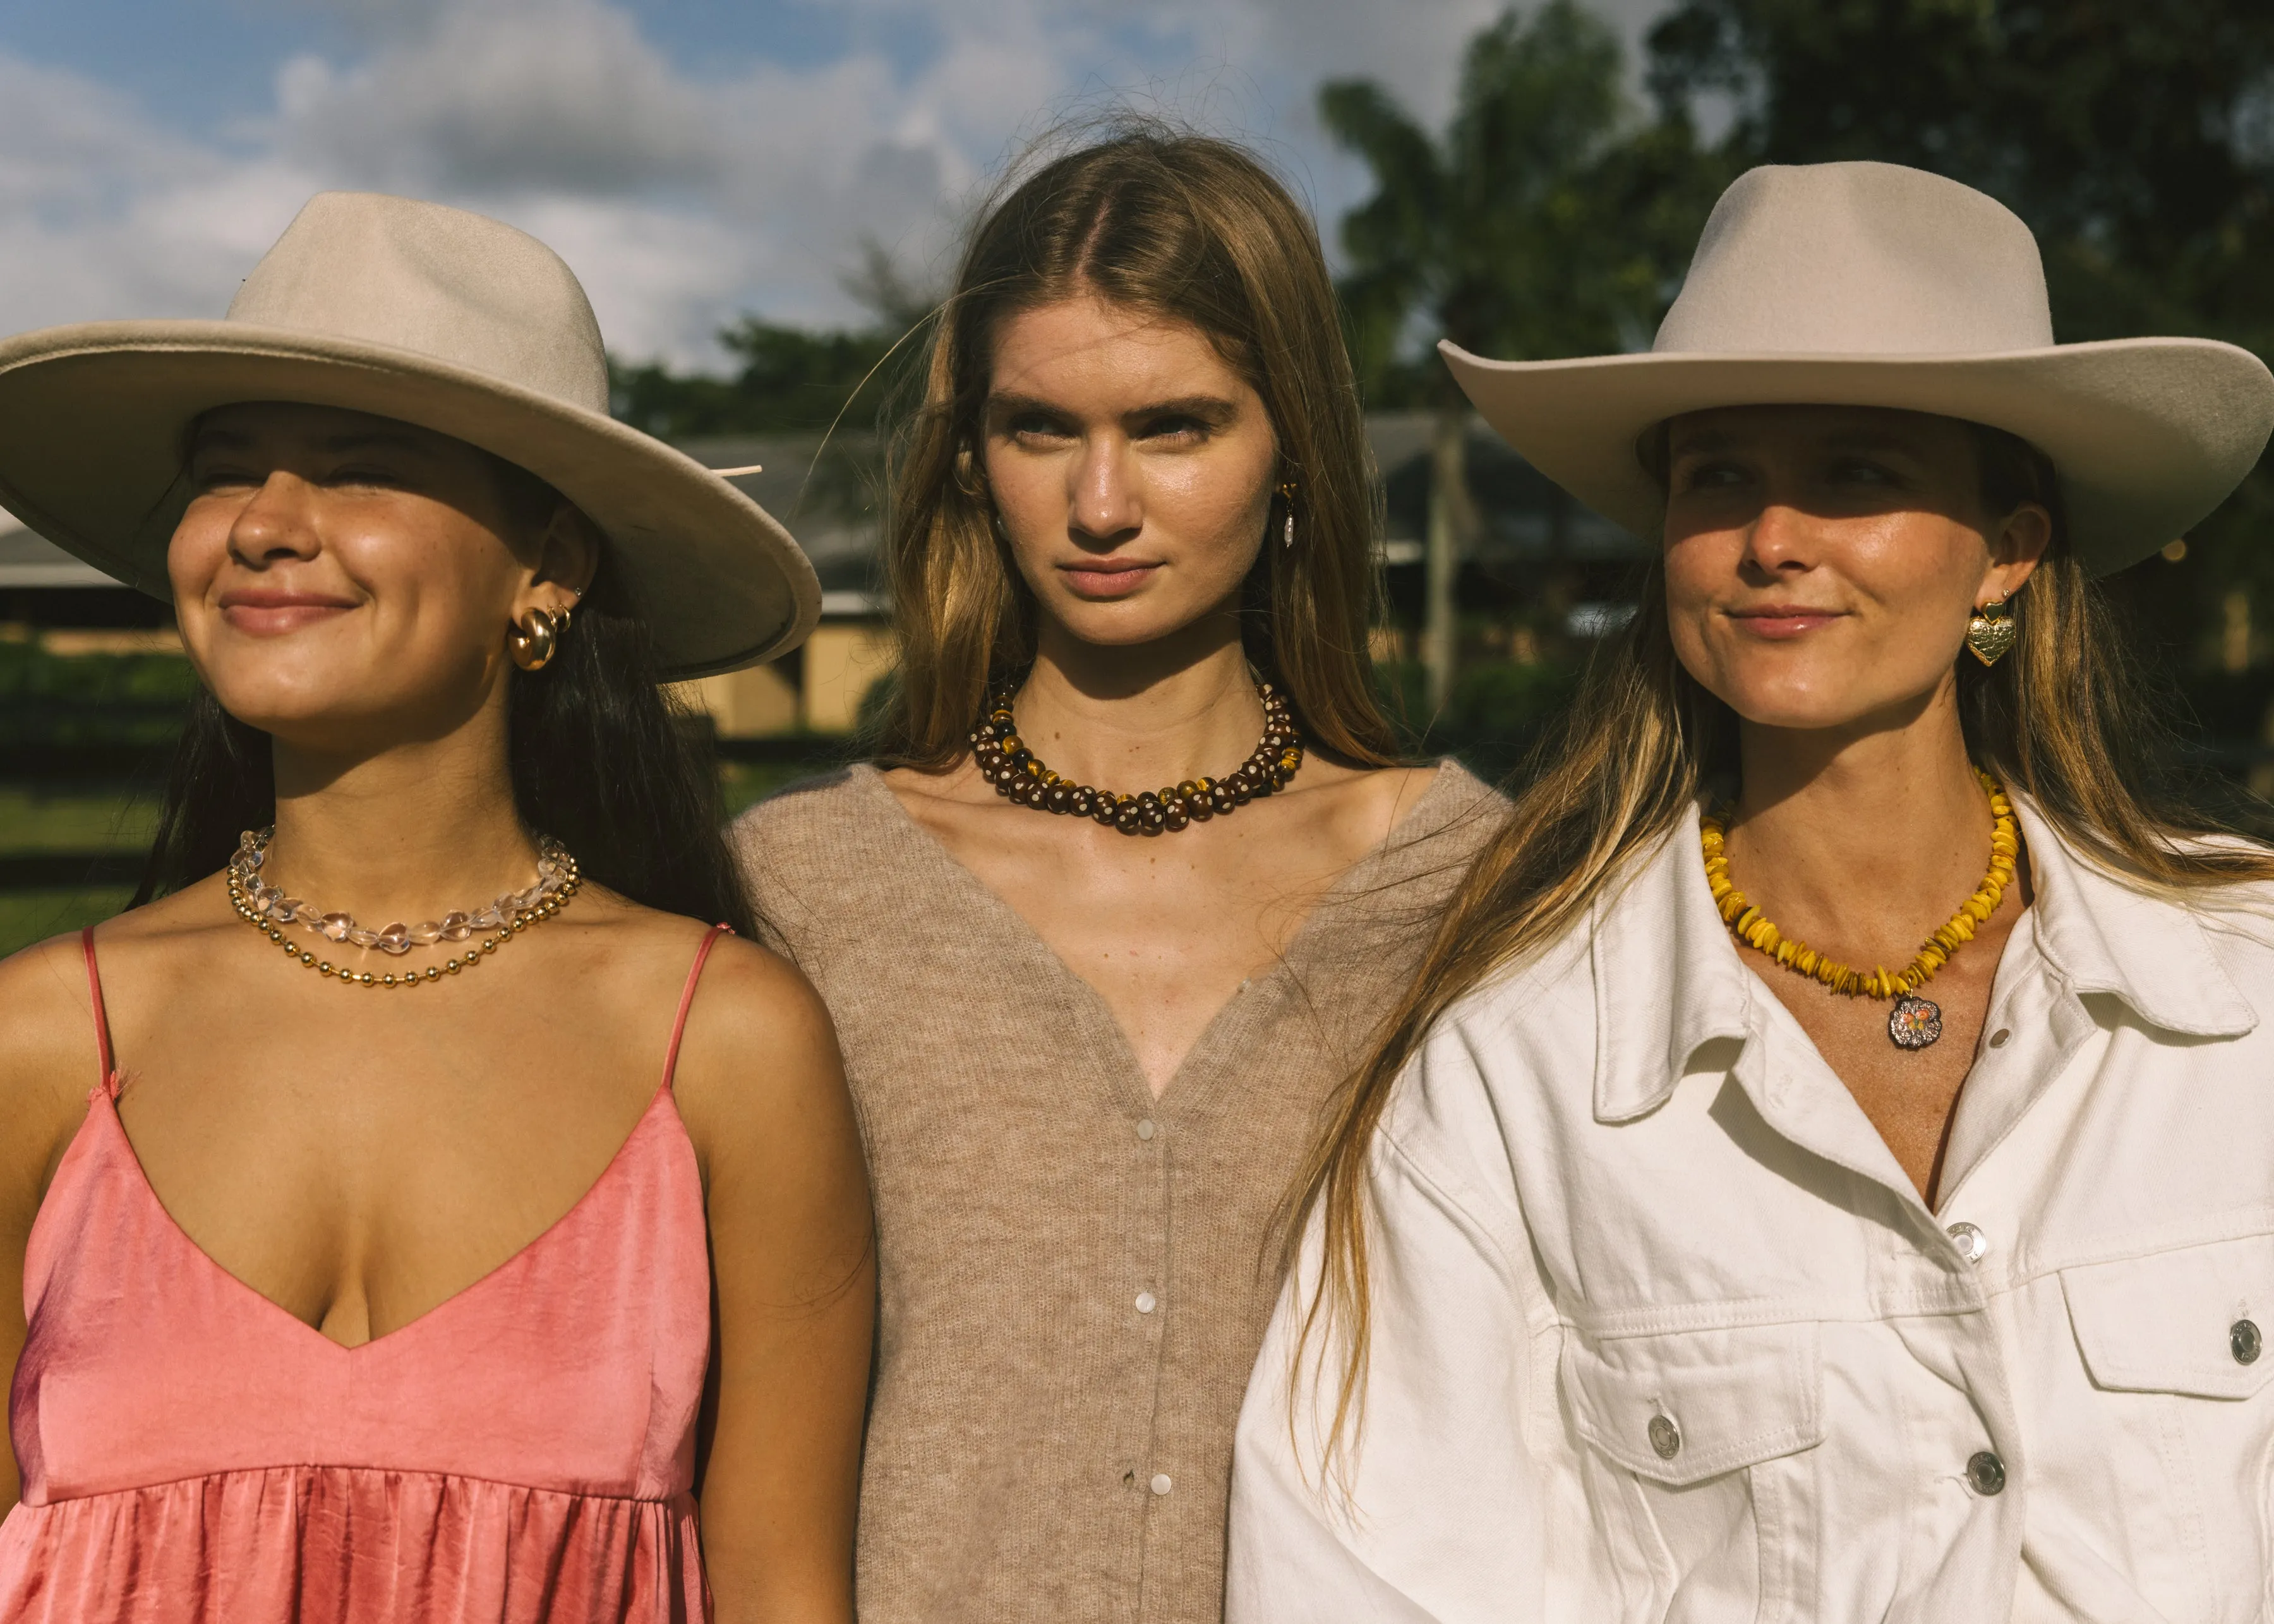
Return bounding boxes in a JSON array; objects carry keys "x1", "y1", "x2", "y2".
[
  {"x1": 610, "y1": 243, "x2": 931, "y2": 440},
  {"x1": 1325, "y1": 0, "x2": 1726, "y2": 406},
  {"x1": 1648, "y1": 0, "x2": 2274, "y2": 672}
]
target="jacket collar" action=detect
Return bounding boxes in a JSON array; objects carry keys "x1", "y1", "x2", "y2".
[
  {"x1": 2013, "y1": 798, "x2": 2256, "y2": 1040},
  {"x1": 1591, "y1": 807, "x2": 1757, "y2": 1124},
  {"x1": 1591, "y1": 796, "x2": 2256, "y2": 1126}
]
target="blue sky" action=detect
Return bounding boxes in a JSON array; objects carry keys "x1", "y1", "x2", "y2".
[{"x1": 0, "y1": 0, "x2": 1668, "y2": 370}]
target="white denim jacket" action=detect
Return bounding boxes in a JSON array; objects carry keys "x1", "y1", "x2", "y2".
[{"x1": 1230, "y1": 800, "x2": 2274, "y2": 1624}]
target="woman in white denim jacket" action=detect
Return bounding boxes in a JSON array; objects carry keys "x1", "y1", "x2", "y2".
[{"x1": 1230, "y1": 160, "x2": 2274, "y2": 1622}]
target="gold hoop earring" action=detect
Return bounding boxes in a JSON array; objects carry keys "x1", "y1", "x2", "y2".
[
  {"x1": 1966, "y1": 595, "x2": 2018, "y2": 667},
  {"x1": 507, "y1": 607, "x2": 560, "y2": 671},
  {"x1": 1277, "y1": 480, "x2": 1299, "y2": 550}
]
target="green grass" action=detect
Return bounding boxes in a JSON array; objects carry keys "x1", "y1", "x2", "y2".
[
  {"x1": 0, "y1": 787, "x2": 157, "y2": 853},
  {"x1": 0, "y1": 887, "x2": 135, "y2": 959}
]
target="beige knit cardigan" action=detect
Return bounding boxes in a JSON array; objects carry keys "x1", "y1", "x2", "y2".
[{"x1": 733, "y1": 760, "x2": 1502, "y2": 1624}]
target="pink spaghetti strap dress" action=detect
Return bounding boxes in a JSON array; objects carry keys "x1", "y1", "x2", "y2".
[{"x1": 0, "y1": 925, "x2": 730, "y2": 1623}]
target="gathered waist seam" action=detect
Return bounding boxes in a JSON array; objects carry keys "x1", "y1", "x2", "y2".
[{"x1": 17, "y1": 1464, "x2": 695, "y2": 1509}]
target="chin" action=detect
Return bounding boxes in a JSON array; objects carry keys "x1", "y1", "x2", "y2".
[
  {"x1": 1721, "y1": 682, "x2": 1924, "y2": 733},
  {"x1": 1045, "y1": 594, "x2": 1203, "y2": 649}
]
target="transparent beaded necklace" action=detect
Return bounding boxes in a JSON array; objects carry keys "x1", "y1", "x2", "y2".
[{"x1": 227, "y1": 827, "x2": 581, "y2": 989}]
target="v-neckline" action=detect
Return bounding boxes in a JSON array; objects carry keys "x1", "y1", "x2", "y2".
[
  {"x1": 855, "y1": 759, "x2": 1464, "y2": 1110},
  {"x1": 90, "y1": 1078, "x2": 681, "y2": 1356}
]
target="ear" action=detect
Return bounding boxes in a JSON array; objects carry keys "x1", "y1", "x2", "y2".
[
  {"x1": 512, "y1": 503, "x2": 601, "y2": 622},
  {"x1": 1979, "y1": 500, "x2": 2052, "y2": 604}
]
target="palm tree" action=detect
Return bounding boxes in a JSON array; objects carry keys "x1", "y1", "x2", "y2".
[{"x1": 1324, "y1": 0, "x2": 1715, "y2": 713}]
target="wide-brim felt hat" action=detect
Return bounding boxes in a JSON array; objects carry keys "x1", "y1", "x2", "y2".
[
  {"x1": 0, "y1": 191, "x2": 819, "y2": 677},
  {"x1": 1441, "y1": 161, "x2": 2274, "y2": 575}
]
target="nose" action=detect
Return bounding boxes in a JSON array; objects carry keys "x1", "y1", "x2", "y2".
[
  {"x1": 227, "y1": 472, "x2": 322, "y2": 567},
  {"x1": 1739, "y1": 501, "x2": 1819, "y2": 576},
  {"x1": 1068, "y1": 436, "x2": 1142, "y2": 546}
]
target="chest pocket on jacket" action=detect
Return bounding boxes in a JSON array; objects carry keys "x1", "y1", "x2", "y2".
[
  {"x1": 2064, "y1": 1234, "x2": 2274, "y2": 1400},
  {"x1": 1562, "y1": 1321, "x2": 1824, "y2": 1624},
  {"x1": 2061, "y1": 1232, "x2": 2274, "y2": 1619}
]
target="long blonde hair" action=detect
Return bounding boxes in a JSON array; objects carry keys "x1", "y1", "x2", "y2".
[
  {"x1": 871, "y1": 121, "x2": 1398, "y2": 769},
  {"x1": 1289, "y1": 422, "x2": 2274, "y2": 1465}
]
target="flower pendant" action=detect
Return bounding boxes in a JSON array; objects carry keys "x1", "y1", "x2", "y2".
[{"x1": 1887, "y1": 994, "x2": 1943, "y2": 1050}]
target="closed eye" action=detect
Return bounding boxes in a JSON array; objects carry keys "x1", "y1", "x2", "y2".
[
  {"x1": 189, "y1": 458, "x2": 263, "y2": 493},
  {"x1": 1134, "y1": 412, "x2": 1211, "y2": 445},
  {"x1": 1673, "y1": 457, "x2": 1752, "y2": 494},
  {"x1": 999, "y1": 409, "x2": 1077, "y2": 445},
  {"x1": 1826, "y1": 457, "x2": 1903, "y2": 486}
]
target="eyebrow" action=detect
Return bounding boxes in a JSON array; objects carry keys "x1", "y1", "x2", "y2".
[{"x1": 985, "y1": 390, "x2": 1241, "y2": 423}]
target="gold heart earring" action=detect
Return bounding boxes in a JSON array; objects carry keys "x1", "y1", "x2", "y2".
[{"x1": 1966, "y1": 594, "x2": 2018, "y2": 666}]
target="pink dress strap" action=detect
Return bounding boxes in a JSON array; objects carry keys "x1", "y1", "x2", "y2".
[
  {"x1": 661, "y1": 925, "x2": 731, "y2": 1092},
  {"x1": 80, "y1": 925, "x2": 117, "y2": 1097}
]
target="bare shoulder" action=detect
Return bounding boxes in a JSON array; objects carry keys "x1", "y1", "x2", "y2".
[
  {"x1": 1295, "y1": 760, "x2": 1453, "y2": 848},
  {"x1": 1357, "y1": 762, "x2": 1455, "y2": 825},
  {"x1": 0, "y1": 930, "x2": 110, "y2": 1196},
  {"x1": 657, "y1": 928, "x2": 851, "y2": 1165},
  {"x1": 879, "y1": 757, "x2": 991, "y2": 826}
]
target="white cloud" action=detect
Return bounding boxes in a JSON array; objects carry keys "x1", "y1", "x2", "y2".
[
  {"x1": 0, "y1": 0, "x2": 1673, "y2": 369},
  {"x1": 272, "y1": 0, "x2": 719, "y2": 195}
]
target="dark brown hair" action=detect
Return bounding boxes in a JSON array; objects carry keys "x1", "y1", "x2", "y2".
[
  {"x1": 871, "y1": 120, "x2": 1399, "y2": 767},
  {"x1": 136, "y1": 446, "x2": 758, "y2": 936},
  {"x1": 1289, "y1": 412, "x2": 2274, "y2": 1472}
]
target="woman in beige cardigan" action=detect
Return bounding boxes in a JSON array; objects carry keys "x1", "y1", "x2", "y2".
[{"x1": 735, "y1": 127, "x2": 1500, "y2": 1622}]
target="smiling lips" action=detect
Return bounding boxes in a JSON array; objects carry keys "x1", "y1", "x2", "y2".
[
  {"x1": 217, "y1": 589, "x2": 359, "y2": 636},
  {"x1": 1728, "y1": 603, "x2": 1844, "y2": 640},
  {"x1": 1059, "y1": 557, "x2": 1160, "y2": 599}
]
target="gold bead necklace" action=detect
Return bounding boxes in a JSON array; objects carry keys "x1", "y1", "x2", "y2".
[
  {"x1": 1699, "y1": 768, "x2": 2018, "y2": 1050},
  {"x1": 226, "y1": 828, "x2": 581, "y2": 989}
]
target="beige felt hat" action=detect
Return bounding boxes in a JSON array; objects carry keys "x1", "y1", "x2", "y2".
[
  {"x1": 1441, "y1": 160, "x2": 2274, "y2": 575},
  {"x1": 0, "y1": 191, "x2": 819, "y2": 677}
]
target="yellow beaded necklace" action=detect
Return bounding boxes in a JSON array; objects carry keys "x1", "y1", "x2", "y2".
[{"x1": 1699, "y1": 768, "x2": 2019, "y2": 1050}]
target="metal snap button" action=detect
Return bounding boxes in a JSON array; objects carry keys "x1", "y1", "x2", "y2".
[
  {"x1": 1966, "y1": 1450, "x2": 2007, "y2": 1496},
  {"x1": 1946, "y1": 1222, "x2": 1988, "y2": 1263},
  {"x1": 1647, "y1": 1414, "x2": 1681, "y2": 1460},
  {"x1": 2234, "y1": 1318, "x2": 2263, "y2": 1365}
]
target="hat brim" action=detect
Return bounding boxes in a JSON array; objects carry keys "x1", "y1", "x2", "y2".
[
  {"x1": 1440, "y1": 336, "x2": 2274, "y2": 575},
  {"x1": 0, "y1": 320, "x2": 821, "y2": 678}
]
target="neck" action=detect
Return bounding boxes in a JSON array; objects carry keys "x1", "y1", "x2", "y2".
[
  {"x1": 263, "y1": 701, "x2": 540, "y2": 921},
  {"x1": 1723, "y1": 677, "x2": 1996, "y2": 954},
  {"x1": 1011, "y1": 611, "x2": 1267, "y2": 791}
]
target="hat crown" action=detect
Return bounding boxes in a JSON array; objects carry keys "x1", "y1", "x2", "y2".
[
  {"x1": 226, "y1": 191, "x2": 610, "y2": 414},
  {"x1": 1654, "y1": 162, "x2": 2056, "y2": 358}
]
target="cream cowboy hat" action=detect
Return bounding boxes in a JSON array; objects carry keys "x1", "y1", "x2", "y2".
[
  {"x1": 1441, "y1": 160, "x2": 2274, "y2": 575},
  {"x1": 0, "y1": 191, "x2": 819, "y2": 677}
]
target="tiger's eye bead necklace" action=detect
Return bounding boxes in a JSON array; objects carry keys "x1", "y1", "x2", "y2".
[
  {"x1": 227, "y1": 827, "x2": 581, "y2": 989},
  {"x1": 970, "y1": 680, "x2": 1304, "y2": 835},
  {"x1": 1699, "y1": 767, "x2": 2018, "y2": 1050}
]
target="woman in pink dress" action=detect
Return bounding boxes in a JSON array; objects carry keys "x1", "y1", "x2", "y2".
[{"x1": 0, "y1": 193, "x2": 873, "y2": 1621}]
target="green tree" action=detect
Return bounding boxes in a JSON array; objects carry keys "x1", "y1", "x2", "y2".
[
  {"x1": 610, "y1": 243, "x2": 934, "y2": 439},
  {"x1": 1648, "y1": 0, "x2": 2274, "y2": 730},
  {"x1": 1324, "y1": 0, "x2": 1721, "y2": 710}
]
